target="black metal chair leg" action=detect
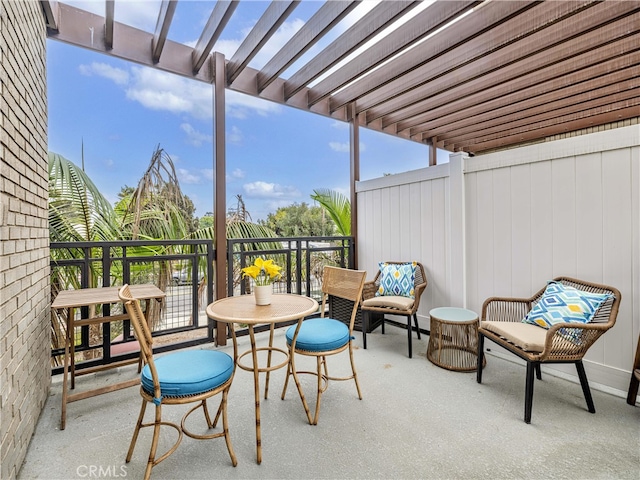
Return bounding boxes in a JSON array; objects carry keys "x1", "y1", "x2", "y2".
[
  {"x1": 576, "y1": 360, "x2": 596, "y2": 413},
  {"x1": 413, "y1": 313, "x2": 421, "y2": 340},
  {"x1": 524, "y1": 361, "x2": 536, "y2": 424},
  {"x1": 362, "y1": 311, "x2": 368, "y2": 349},
  {"x1": 407, "y1": 316, "x2": 413, "y2": 358},
  {"x1": 477, "y1": 334, "x2": 485, "y2": 383},
  {"x1": 535, "y1": 363, "x2": 542, "y2": 380}
]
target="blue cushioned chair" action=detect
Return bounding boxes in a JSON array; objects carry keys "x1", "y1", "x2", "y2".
[
  {"x1": 119, "y1": 285, "x2": 237, "y2": 480},
  {"x1": 281, "y1": 266, "x2": 367, "y2": 425}
]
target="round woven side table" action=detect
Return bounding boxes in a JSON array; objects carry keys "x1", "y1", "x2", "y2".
[{"x1": 427, "y1": 307, "x2": 486, "y2": 372}]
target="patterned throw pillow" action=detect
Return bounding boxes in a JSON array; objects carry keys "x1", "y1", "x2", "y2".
[
  {"x1": 522, "y1": 281, "x2": 612, "y2": 334},
  {"x1": 375, "y1": 262, "x2": 416, "y2": 298}
]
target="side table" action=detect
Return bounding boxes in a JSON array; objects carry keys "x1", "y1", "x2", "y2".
[{"x1": 427, "y1": 307, "x2": 486, "y2": 372}]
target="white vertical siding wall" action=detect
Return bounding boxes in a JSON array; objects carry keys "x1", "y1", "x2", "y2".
[
  {"x1": 356, "y1": 125, "x2": 640, "y2": 393},
  {"x1": 357, "y1": 164, "x2": 451, "y2": 328}
]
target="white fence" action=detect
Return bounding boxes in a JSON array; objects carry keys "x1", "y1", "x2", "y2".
[{"x1": 357, "y1": 124, "x2": 639, "y2": 393}]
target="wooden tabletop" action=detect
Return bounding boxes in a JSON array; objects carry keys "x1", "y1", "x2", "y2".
[
  {"x1": 206, "y1": 293, "x2": 318, "y2": 325},
  {"x1": 52, "y1": 284, "x2": 166, "y2": 310}
]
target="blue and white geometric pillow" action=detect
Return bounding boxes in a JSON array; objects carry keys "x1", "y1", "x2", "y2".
[
  {"x1": 375, "y1": 262, "x2": 416, "y2": 298},
  {"x1": 522, "y1": 281, "x2": 612, "y2": 331}
]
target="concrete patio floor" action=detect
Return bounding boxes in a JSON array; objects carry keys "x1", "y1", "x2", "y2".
[{"x1": 19, "y1": 327, "x2": 640, "y2": 480}]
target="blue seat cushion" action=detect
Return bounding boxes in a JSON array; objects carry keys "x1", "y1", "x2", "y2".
[
  {"x1": 286, "y1": 318, "x2": 351, "y2": 352},
  {"x1": 141, "y1": 350, "x2": 234, "y2": 397}
]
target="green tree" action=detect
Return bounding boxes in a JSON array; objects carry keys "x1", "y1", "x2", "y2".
[
  {"x1": 259, "y1": 202, "x2": 334, "y2": 237},
  {"x1": 198, "y1": 212, "x2": 214, "y2": 229},
  {"x1": 310, "y1": 189, "x2": 351, "y2": 236}
]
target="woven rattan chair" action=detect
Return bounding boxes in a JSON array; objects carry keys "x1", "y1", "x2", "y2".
[
  {"x1": 118, "y1": 285, "x2": 237, "y2": 479},
  {"x1": 361, "y1": 261, "x2": 428, "y2": 358},
  {"x1": 477, "y1": 277, "x2": 621, "y2": 424},
  {"x1": 281, "y1": 266, "x2": 366, "y2": 425}
]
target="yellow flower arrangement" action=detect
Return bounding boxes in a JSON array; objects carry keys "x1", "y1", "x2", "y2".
[{"x1": 241, "y1": 257, "x2": 282, "y2": 286}]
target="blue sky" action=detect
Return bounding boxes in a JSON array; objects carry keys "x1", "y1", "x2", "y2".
[{"x1": 47, "y1": 1, "x2": 450, "y2": 221}]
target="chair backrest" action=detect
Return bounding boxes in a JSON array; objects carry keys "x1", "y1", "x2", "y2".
[
  {"x1": 372, "y1": 261, "x2": 427, "y2": 290},
  {"x1": 371, "y1": 262, "x2": 428, "y2": 314},
  {"x1": 321, "y1": 266, "x2": 366, "y2": 331},
  {"x1": 118, "y1": 285, "x2": 161, "y2": 397},
  {"x1": 532, "y1": 277, "x2": 621, "y2": 328}
]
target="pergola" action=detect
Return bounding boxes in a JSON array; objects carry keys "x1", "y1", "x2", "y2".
[{"x1": 40, "y1": 0, "x2": 640, "y2": 302}]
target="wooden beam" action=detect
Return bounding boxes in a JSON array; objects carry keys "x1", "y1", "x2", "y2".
[
  {"x1": 461, "y1": 103, "x2": 640, "y2": 153},
  {"x1": 192, "y1": 0, "x2": 238, "y2": 75},
  {"x1": 105, "y1": 0, "x2": 114, "y2": 50},
  {"x1": 441, "y1": 85, "x2": 640, "y2": 146},
  {"x1": 307, "y1": 0, "x2": 481, "y2": 107},
  {"x1": 40, "y1": 0, "x2": 59, "y2": 32},
  {"x1": 382, "y1": 35, "x2": 640, "y2": 131},
  {"x1": 227, "y1": 0, "x2": 300, "y2": 85},
  {"x1": 405, "y1": 31, "x2": 640, "y2": 137},
  {"x1": 256, "y1": 0, "x2": 358, "y2": 93},
  {"x1": 152, "y1": 0, "x2": 177, "y2": 64},
  {"x1": 283, "y1": 0, "x2": 419, "y2": 100},
  {"x1": 421, "y1": 66, "x2": 640, "y2": 142},
  {"x1": 213, "y1": 52, "x2": 227, "y2": 345},
  {"x1": 349, "y1": 104, "x2": 360, "y2": 269},
  {"x1": 362, "y1": 1, "x2": 634, "y2": 122},
  {"x1": 49, "y1": 3, "x2": 214, "y2": 83},
  {"x1": 329, "y1": 0, "x2": 550, "y2": 113}
]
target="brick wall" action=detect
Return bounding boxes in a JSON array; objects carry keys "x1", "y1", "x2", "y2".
[{"x1": 0, "y1": 1, "x2": 51, "y2": 478}]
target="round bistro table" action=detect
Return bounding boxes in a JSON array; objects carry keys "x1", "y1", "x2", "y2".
[
  {"x1": 206, "y1": 293, "x2": 318, "y2": 464},
  {"x1": 427, "y1": 307, "x2": 486, "y2": 372}
]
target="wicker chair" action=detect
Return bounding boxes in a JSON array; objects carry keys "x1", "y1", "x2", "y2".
[
  {"x1": 361, "y1": 261, "x2": 428, "y2": 358},
  {"x1": 281, "y1": 266, "x2": 366, "y2": 425},
  {"x1": 118, "y1": 285, "x2": 237, "y2": 479},
  {"x1": 477, "y1": 277, "x2": 621, "y2": 424}
]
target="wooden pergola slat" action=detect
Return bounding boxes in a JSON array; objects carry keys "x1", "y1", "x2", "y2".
[
  {"x1": 227, "y1": 0, "x2": 300, "y2": 85},
  {"x1": 306, "y1": 0, "x2": 480, "y2": 107},
  {"x1": 283, "y1": 0, "x2": 419, "y2": 101},
  {"x1": 152, "y1": 0, "x2": 177, "y2": 64},
  {"x1": 256, "y1": 0, "x2": 359, "y2": 93},
  {"x1": 378, "y1": 41, "x2": 640, "y2": 131},
  {"x1": 41, "y1": 0, "x2": 640, "y2": 155},
  {"x1": 192, "y1": 0, "x2": 239, "y2": 75},
  {"x1": 335, "y1": 0, "x2": 599, "y2": 115},
  {"x1": 415, "y1": 59, "x2": 640, "y2": 141}
]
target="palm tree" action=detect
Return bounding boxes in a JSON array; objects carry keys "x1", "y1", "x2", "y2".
[
  {"x1": 49, "y1": 152, "x2": 120, "y2": 363},
  {"x1": 310, "y1": 189, "x2": 351, "y2": 236}
]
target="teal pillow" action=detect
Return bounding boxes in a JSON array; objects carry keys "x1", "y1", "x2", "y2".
[
  {"x1": 375, "y1": 262, "x2": 416, "y2": 298},
  {"x1": 522, "y1": 281, "x2": 612, "y2": 335}
]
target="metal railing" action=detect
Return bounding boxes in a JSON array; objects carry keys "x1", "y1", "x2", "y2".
[
  {"x1": 50, "y1": 236, "x2": 354, "y2": 375},
  {"x1": 227, "y1": 236, "x2": 354, "y2": 301},
  {"x1": 50, "y1": 240, "x2": 215, "y2": 374}
]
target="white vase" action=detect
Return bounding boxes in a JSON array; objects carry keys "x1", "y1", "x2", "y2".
[{"x1": 254, "y1": 284, "x2": 273, "y2": 306}]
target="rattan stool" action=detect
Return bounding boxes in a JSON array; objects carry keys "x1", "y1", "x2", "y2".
[{"x1": 427, "y1": 307, "x2": 485, "y2": 372}]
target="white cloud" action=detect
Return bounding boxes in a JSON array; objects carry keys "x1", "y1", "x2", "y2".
[
  {"x1": 329, "y1": 141, "x2": 350, "y2": 153},
  {"x1": 84, "y1": 62, "x2": 282, "y2": 121},
  {"x1": 248, "y1": 18, "x2": 305, "y2": 70},
  {"x1": 125, "y1": 67, "x2": 212, "y2": 119},
  {"x1": 227, "y1": 126, "x2": 243, "y2": 145},
  {"x1": 230, "y1": 168, "x2": 245, "y2": 180},
  {"x1": 180, "y1": 123, "x2": 213, "y2": 147},
  {"x1": 330, "y1": 120, "x2": 349, "y2": 130},
  {"x1": 243, "y1": 181, "x2": 300, "y2": 199},
  {"x1": 177, "y1": 168, "x2": 201, "y2": 185},
  {"x1": 226, "y1": 90, "x2": 281, "y2": 119},
  {"x1": 79, "y1": 62, "x2": 129, "y2": 85},
  {"x1": 329, "y1": 141, "x2": 366, "y2": 153},
  {"x1": 66, "y1": 0, "x2": 161, "y2": 31}
]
